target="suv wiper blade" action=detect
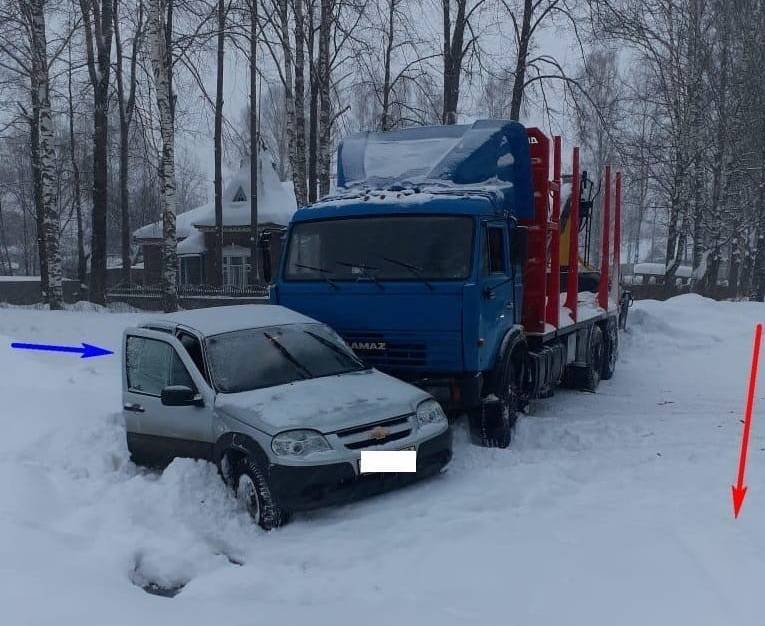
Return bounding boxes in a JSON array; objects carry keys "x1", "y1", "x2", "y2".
[
  {"x1": 302, "y1": 330, "x2": 365, "y2": 370},
  {"x1": 293, "y1": 263, "x2": 340, "y2": 290},
  {"x1": 263, "y1": 332, "x2": 313, "y2": 378},
  {"x1": 379, "y1": 255, "x2": 434, "y2": 291},
  {"x1": 335, "y1": 260, "x2": 385, "y2": 291}
]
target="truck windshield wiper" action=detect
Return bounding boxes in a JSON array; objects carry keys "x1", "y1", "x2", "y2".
[
  {"x1": 379, "y1": 255, "x2": 434, "y2": 291},
  {"x1": 293, "y1": 263, "x2": 340, "y2": 290},
  {"x1": 263, "y1": 332, "x2": 313, "y2": 378},
  {"x1": 335, "y1": 260, "x2": 385, "y2": 290}
]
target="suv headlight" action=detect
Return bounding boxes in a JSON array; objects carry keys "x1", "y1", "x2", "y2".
[
  {"x1": 416, "y1": 399, "x2": 447, "y2": 427},
  {"x1": 272, "y1": 429, "x2": 332, "y2": 458}
]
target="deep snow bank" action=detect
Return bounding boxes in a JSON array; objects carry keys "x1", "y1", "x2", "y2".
[{"x1": 0, "y1": 296, "x2": 763, "y2": 626}]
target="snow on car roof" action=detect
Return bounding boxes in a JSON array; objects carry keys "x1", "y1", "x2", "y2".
[{"x1": 143, "y1": 305, "x2": 317, "y2": 336}]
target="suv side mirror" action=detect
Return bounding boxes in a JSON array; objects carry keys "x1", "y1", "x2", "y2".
[{"x1": 161, "y1": 385, "x2": 203, "y2": 407}]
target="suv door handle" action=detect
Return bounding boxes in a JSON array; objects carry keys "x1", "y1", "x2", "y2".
[{"x1": 123, "y1": 403, "x2": 145, "y2": 413}]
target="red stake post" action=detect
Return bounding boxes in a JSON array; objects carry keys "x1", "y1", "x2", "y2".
[
  {"x1": 613, "y1": 172, "x2": 622, "y2": 302},
  {"x1": 545, "y1": 136, "x2": 562, "y2": 329},
  {"x1": 598, "y1": 166, "x2": 611, "y2": 310},
  {"x1": 564, "y1": 148, "x2": 580, "y2": 321}
]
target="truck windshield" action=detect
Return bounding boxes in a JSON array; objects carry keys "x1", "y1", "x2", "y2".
[
  {"x1": 285, "y1": 215, "x2": 474, "y2": 281},
  {"x1": 206, "y1": 323, "x2": 366, "y2": 393}
]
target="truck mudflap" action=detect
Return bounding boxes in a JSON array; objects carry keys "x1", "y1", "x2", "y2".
[{"x1": 525, "y1": 342, "x2": 566, "y2": 399}]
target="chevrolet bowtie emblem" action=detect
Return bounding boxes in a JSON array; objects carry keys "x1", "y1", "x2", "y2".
[{"x1": 370, "y1": 426, "x2": 390, "y2": 440}]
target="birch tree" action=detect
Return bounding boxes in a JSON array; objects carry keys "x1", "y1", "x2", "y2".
[
  {"x1": 29, "y1": 0, "x2": 62, "y2": 308},
  {"x1": 149, "y1": 0, "x2": 177, "y2": 311}
]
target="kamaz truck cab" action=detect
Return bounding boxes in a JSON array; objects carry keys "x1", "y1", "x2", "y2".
[{"x1": 272, "y1": 120, "x2": 624, "y2": 448}]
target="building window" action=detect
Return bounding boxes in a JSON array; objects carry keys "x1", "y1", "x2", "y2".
[
  {"x1": 232, "y1": 186, "x2": 247, "y2": 203},
  {"x1": 224, "y1": 254, "x2": 250, "y2": 287},
  {"x1": 179, "y1": 256, "x2": 202, "y2": 285}
]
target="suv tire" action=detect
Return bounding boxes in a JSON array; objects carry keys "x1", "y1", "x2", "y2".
[{"x1": 233, "y1": 456, "x2": 288, "y2": 530}]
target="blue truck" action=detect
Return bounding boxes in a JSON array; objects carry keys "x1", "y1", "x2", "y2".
[{"x1": 271, "y1": 120, "x2": 626, "y2": 447}]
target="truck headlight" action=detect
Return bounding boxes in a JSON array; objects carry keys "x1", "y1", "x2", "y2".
[
  {"x1": 416, "y1": 399, "x2": 447, "y2": 427},
  {"x1": 272, "y1": 429, "x2": 332, "y2": 458}
]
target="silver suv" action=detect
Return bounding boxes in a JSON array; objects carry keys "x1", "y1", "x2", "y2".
[{"x1": 122, "y1": 305, "x2": 452, "y2": 529}]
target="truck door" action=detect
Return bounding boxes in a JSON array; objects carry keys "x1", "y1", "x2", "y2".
[
  {"x1": 479, "y1": 221, "x2": 513, "y2": 370},
  {"x1": 122, "y1": 328, "x2": 216, "y2": 465}
]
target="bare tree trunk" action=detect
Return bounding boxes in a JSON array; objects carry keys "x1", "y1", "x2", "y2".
[
  {"x1": 149, "y1": 0, "x2": 178, "y2": 311},
  {"x1": 380, "y1": 0, "x2": 396, "y2": 131},
  {"x1": 279, "y1": 0, "x2": 295, "y2": 183},
  {"x1": 67, "y1": 43, "x2": 86, "y2": 286},
  {"x1": 293, "y1": 0, "x2": 308, "y2": 206},
  {"x1": 31, "y1": 0, "x2": 62, "y2": 309},
  {"x1": 213, "y1": 0, "x2": 225, "y2": 286},
  {"x1": 307, "y1": 0, "x2": 318, "y2": 202},
  {"x1": 80, "y1": 0, "x2": 115, "y2": 305},
  {"x1": 441, "y1": 0, "x2": 469, "y2": 124},
  {"x1": 317, "y1": 0, "x2": 331, "y2": 196},
  {"x1": 249, "y1": 0, "x2": 259, "y2": 284},
  {"x1": 508, "y1": 0, "x2": 532, "y2": 120},
  {"x1": 114, "y1": 0, "x2": 143, "y2": 285}
]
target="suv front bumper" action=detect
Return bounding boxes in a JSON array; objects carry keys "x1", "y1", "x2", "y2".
[{"x1": 268, "y1": 428, "x2": 452, "y2": 512}]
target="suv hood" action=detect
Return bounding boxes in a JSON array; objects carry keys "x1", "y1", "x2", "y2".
[{"x1": 215, "y1": 369, "x2": 429, "y2": 435}]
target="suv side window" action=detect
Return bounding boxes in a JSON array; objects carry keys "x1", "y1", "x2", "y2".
[
  {"x1": 177, "y1": 331, "x2": 209, "y2": 384},
  {"x1": 126, "y1": 336, "x2": 195, "y2": 395},
  {"x1": 482, "y1": 225, "x2": 507, "y2": 275}
]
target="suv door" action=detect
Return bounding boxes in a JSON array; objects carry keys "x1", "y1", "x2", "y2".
[
  {"x1": 478, "y1": 221, "x2": 514, "y2": 370},
  {"x1": 122, "y1": 327, "x2": 216, "y2": 466}
]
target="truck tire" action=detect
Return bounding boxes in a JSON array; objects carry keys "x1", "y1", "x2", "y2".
[
  {"x1": 470, "y1": 343, "x2": 525, "y2": 448},
  {"x1": 570, "y1": 325, "x2": 604, "y2": 392},
  {"x1": 233, "y1": 456, "x2": 288, "y2": 530},
  {"x1": 601, "y1": 319, "x2": 618, "y2": 381}
]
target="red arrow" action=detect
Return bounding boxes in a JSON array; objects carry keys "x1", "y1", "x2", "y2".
[{"x1": 732, "y1": 323, "x2": 763, "y2": 519}]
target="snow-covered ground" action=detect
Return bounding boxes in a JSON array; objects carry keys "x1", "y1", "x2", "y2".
[{"x1": 0, "y1": 295, "x2": 763, "y2": 625}]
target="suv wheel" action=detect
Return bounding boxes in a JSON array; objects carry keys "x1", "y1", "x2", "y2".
[{"x1": 233, "y1": 456, "x2": 288, "y2": 530}]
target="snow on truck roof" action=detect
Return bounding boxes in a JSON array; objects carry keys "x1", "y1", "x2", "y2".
[
  {"x1": 142, "y1": 305, "x2": 317, "y2": 336},
  {"x1": 329, "y1": 119, "x2": 535, "y2": 221}
]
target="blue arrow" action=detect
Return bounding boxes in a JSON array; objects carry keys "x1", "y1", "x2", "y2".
[{"x1": 10, "y1": 342, "x2": 114, "y2": 359}]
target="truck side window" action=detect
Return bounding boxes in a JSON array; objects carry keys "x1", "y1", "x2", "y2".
[
  {"x1": 126, "y1": 336, "x2": 196, "y2": 395},
  {"x1": 483, "y1": 226, "x2": 507, "y2": 275}
]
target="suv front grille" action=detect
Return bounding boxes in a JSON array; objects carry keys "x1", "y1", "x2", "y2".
[{"x1": 335, "y1": 414, "x2": 413, "y2": 450}]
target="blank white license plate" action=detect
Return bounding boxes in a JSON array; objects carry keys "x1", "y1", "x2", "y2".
[{"x1": 359, "y1": 448, "x2": 417, "y2": 473}]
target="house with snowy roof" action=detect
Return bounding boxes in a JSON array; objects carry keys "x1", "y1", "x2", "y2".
[{"x1": 133, "y1": 152, "x2": 296, "y2": 288}]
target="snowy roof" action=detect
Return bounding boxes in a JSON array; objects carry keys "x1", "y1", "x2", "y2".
[
  {"x1": 335, "y1": 119, "x2": 534, "y2": 220},
  {"x1": 142, "y1": 304, "x2": 317, "y2": 336},
  {"x1": 177, "y1": 230, "x2": 205, "y2": 256},
  {"x1": 633, "y1": 262, "x2": 692, "y2": 278},
  {"x1": 134, "y1": 150, "x2": 296, "y2": 242}
]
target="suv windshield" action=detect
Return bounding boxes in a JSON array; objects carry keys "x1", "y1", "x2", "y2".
[
  {"x1": 285, "y1": 215, "x2": 474, "y2": 281},
  {"x1": 206, "y1": 323, "x2": 366, "y2": 393}
]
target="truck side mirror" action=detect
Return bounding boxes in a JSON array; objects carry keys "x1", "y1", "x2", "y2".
[{"x1": 509, "y1": 227, "x2": 527, "y2": 266}]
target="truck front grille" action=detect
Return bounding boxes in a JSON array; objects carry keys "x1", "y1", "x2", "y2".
[
  {"x1": 335, "y1": 414, "x2": 413, "y2": 450},
  {"x1": 344, "y1": 331, "x2": 427, "y2": 369}
]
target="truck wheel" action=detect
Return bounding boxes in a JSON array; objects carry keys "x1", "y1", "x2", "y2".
[
  {"x1": 470, "y1": 344, "x2": 525, "y2": 448},
  {"x1": 569, "y1": 325, "x2": 604, "y2": 392},
  {"x1": 601, "y1": 320, "x2": 618, "y2": 381},
  {"x1": 233, "y1": 456, "x2": 288, "y2": 530}
]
